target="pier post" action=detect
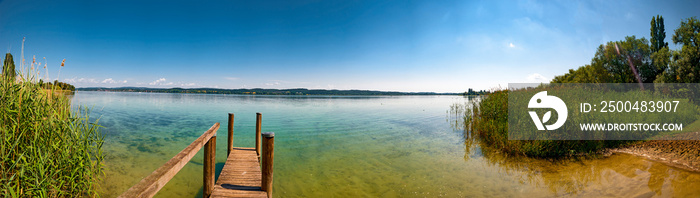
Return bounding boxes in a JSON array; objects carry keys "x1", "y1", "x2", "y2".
[
  {"x1": 204, "y1": 135, "x2": 216, "y2": 198},
  {"x1": 261, "y1": 132, "x2": 275, "y2": 198},
  {"x1": 256, "y1": 113, "x2": 262, "y2": 155},
  {"x1": 228, "y1": 113, "x2": 234, "y2": 156}
]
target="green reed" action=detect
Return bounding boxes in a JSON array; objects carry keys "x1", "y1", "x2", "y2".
[
  {"x1": 1, "y1": 55, "x2": 104, "y2": 197},
  {"x1": 459, "y1": 89, "x2": 630, "y2": 157}
]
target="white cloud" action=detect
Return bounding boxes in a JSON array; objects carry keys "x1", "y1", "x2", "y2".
[
  {"x1": 64, "y1": 77, "x2": 77, "y2": 83},
  {"x1": 262, "y1": 80, "x2": 301, "y2": 87},
  {"x1": 265, "y1": 81, "x2": 281, "y2": 86},
  {"x1": 148, "y1": 78, "x2": 178, "y2": 86},
  {"x1": 76, "y1": 78, "x2": 98, "y2": 83},
  {"x1": 509, "y1": 43, "x2": 515, "y2": 48},
  {"x1": 101, "y1": 78, "x2": 116, "y2": 84},
  {"x1": 149, "y1": 78, "x2": 167, "y2": 85},
  {"x1": 64, "y1": 77, "x2": 125, "y2": 85},
  {"x1": 526, "y1": 73, "x2": 550, "y2": 83},
  {"x1": 180, "y1": 83, "x2": 196, "y2": 86}
]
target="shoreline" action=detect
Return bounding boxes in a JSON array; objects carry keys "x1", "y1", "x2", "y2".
[
  {"x1": 608, "y1": 132, "x2": 700, "y2": 172},
  {"x1": 75, "y1": 87, "x2": 462, "y2": 96}
]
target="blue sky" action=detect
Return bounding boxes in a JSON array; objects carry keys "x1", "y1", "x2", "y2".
[{"x1": 1, "y1": 0, "x2": 698, "y2": 92}]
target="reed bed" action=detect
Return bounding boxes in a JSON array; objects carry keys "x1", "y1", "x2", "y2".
[
  {"x1": 460, "y1": 86, "x2": 699, "y2": 157},
  {"x1": 1, "y1": 53, "x2": 104, "y2": 197}
]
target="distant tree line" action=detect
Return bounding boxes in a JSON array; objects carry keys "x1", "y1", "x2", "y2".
[
  {"x1": 40, "y1": 79, "x2": 75, "y2": 91},
  {"x1": 462, "y1": 88, "x2": 489, "y2": 96},
  {"x1": 552, "y1": 16, "x2": 700, "y2": 84},
  {"x1": 77, "y1": 87, "x2": 459, "y2": 96}
]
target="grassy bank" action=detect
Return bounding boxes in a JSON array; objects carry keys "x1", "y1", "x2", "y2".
[
  {"x1": 1, "y1": 59, "x2": 103, "y2": 196},
  {"x1": 467, "y1": 89, "x2": 630, "y2": 157}
]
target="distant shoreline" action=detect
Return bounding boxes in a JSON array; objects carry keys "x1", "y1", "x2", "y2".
[{"x1": 76, "y1": 87, "x2": 461, "y2": 96}]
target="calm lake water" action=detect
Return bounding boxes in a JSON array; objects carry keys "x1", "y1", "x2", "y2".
[{"x1": 72, "y1": 91, "x2": 700, "y2": 197}]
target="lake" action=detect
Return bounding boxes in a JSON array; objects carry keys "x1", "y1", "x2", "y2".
[{"x1": 72, "y1": 91, "x2": 700, "y2": 197}]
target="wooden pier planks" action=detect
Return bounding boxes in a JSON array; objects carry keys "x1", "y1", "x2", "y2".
[{"x1": 210, "y1": 147, "x2": 267, "y2": 198}]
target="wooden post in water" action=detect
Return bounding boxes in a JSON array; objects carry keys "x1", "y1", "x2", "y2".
[
  {"x1": 227, "y1": 113, "x2": 234, "y2": 156},
  {"x1": 203, "y1": 135, "x2": 216, "y2": 198},
  {"x1": 261, "y1": 132, "x2": 275, "y2": 198},
  {"x1": 255, "y1": 112, "x2": 262, "y2": 155}
]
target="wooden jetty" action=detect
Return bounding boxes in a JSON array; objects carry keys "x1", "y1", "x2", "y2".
[{"x1": 119, "y1": 113, "x2": 274, "y2": 198}]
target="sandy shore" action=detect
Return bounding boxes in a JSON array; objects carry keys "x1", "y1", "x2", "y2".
[{"x1": 610, "y1": 132, "x2": 700, "y2": 172}]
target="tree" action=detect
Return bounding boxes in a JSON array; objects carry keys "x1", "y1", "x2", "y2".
[
  {"x1": 551, "y1": 64, "x2": 609, "y2": 83},
  {"x1": 650, "y1": 15, "x2": 670, "y2": 82},
  {"x1": 651, "y1": 47, "x2": 672, "y2": 82},
  {"x1": 591, "y1": 36, "x2": 657, "y2": 83},
  {"x1": 551, "y1": 69, "x2": 577, "y2": 83},
  {"x1": 670, "y1": 17, "x2": 700, "y2": 83},
  {"x1": 2, "y1": 53, "x2": 16, "y2": 82},
  {"x1": 656, "y1": 17, "x2": 700, "y2": 83},
  {"x1": 463, "y1": 88, "x2": 487, "y2": 96},
  {"x1": 650, "y1": 15, "x2": 668, "y2": 53}
]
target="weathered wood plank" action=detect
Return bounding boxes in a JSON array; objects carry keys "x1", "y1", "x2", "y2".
[
  {"x1": 211, "y1": 147, "x2": 267, "y2": 198},
  {"x1": 119, "y1": 123, "x2": 220, "y2": 198}
]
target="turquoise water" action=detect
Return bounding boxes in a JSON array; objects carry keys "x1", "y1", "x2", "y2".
[{"x1": 72, "y1": 91, "x2": 700, "y2": 197}]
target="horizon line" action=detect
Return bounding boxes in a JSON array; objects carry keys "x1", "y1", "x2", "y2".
[{"x1": 76, "y1": 86, "x2": 465, "y2": 94}]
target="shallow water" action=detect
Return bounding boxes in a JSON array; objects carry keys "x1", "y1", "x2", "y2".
[{"x1": 72, "y1": 91, "x2": 700, "y2": 197}]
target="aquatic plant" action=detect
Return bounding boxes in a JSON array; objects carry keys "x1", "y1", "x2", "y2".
[{"x1": 1, "y1": 49, "x2": 103, "y2": 197}]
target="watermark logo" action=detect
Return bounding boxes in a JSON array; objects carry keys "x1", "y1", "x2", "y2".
[
  {"x1": 509, "y1": 83, "x2": 696, "y2": 140},
  {"x1": 528, "y1": 91, "x2": 568, "y2": 130}
]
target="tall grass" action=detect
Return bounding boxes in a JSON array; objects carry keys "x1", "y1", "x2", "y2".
[
  {"x1": 464, "y1": 85, "x2": 700, "y2": 157},
  {"x1": 1, "y1": 54, "x2": 104, "y2": 197},
  {"x1": 465, "y1": 89, "x2": 633, "y2": 157}
]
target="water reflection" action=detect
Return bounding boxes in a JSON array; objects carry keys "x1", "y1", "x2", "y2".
[{"x1": 449, "y1": 103, "x2": 700, "y2": 197}]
